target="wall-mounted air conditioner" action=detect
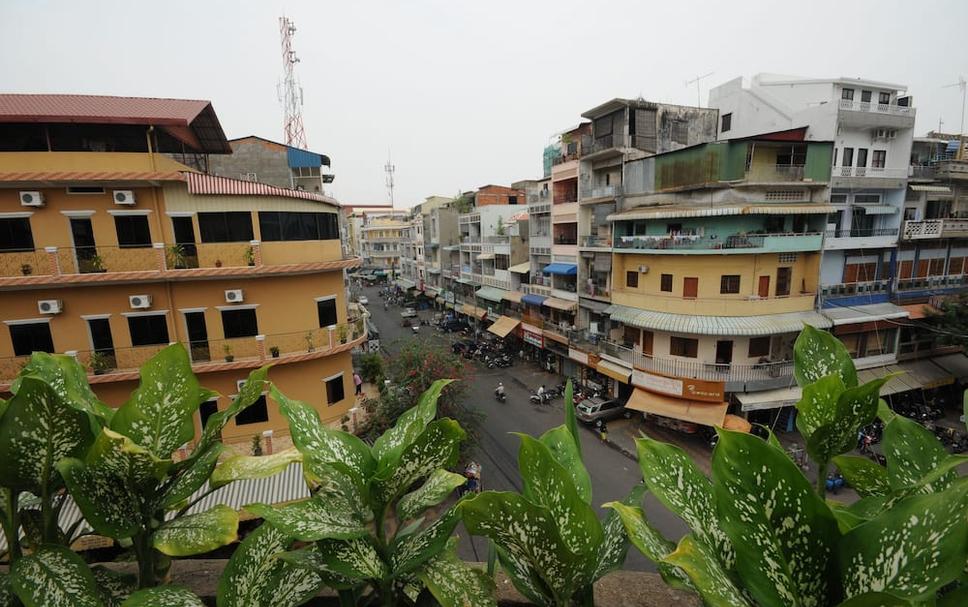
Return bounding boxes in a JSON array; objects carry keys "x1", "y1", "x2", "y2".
[
  {"x1": 638, "y1": 265, "x2": 649, "y2": 274},
  {"x1": 37, "y1": 300, "x2": 63, "y2": 314},
  {"x1": 113, "y1": 190, "x2": 136, "y2": 205},
  {"x1": 129, "y1": 295, "x2": 152, "y2": 309},
  {"x1": 20, "y1": 191, "x2": 44, "y2": 207},
  {"x1": 224, "y1": 289, "x2": 244, "y2": 303}
]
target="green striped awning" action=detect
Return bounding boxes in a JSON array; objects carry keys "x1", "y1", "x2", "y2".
[
  {"x1": 475, "y1": 286, "x2": 506, "y2": 303},
  {"x1": 603, "y1": 304, "x2": 831, "y2": 336}
]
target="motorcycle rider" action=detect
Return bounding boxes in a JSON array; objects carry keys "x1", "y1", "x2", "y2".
[
  {"x1": 537, "y1": 384, "x2": 546, "y2": 402},
  {"x1": 495, "y1": 382, "x2": 505, "y2": 400}
]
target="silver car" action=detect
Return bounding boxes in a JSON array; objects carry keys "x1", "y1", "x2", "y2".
[{"x1": 575, "y1": 397, "x2": 631, "y2": 424}]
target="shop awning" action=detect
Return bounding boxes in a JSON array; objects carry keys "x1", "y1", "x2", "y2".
[
  {"x1": 503, "y1": 291, "x2": 524, "y2": 303},
  {"x1": 625, "y1": 388, "x2": 728, "y2": 427},
  {"x1": 428, "y1": 267, "x2": 441, "y2": 274},
  {"x1": 475, "y1": 286, "x2": 506, "y2": 303},
  {"x1": 910, "y1": 185, "x2": 952, "y2": 193},
  {"x1": 931, "y1": 354, "x2": 968, "y2": 381},
  {"x1": 736, "y1": 385, "x2": 802, "y2": 411},
  {"x1": 859, "y1": 204, "x2": 898, "y2": 215},
  {"x1": 821, "y1": 302, "x2": 909, "y2": 326},
  {"x1": 898, "y1": 359, "x2": 953, "y2": 389},
  {"x1": 580, "y1": 298, "x2": 611, "y2": 313},
  {"x1": 522, "y1": 294, "x2": 548, "y2": 306},
  {"x1": 477, "y1": 252, "x2": 496, "y2": 260},
  {"x1": 488, "y1": 315, "x2": 521, "y2": 338},
  {"x1": 456, "y1": 277, "x2": 476, "y2": 285},
  {"x1": 543, "y1": 297, "x2": 578, "y2": 312},
  {"x1": 607, "y1": 203, "x2": 834, "y2": 221},
  {"x1": 901, "y1": 304, "x2": 937, "y2": 320},
  {"x1": 604, "y1": 304, "x2": 832, "y2": 336},
  {"x1": 723, "y1": 415, "x2": 752, "y2": 433},
  {"x1": 596, "y1": 360, "x2": 631, "y2": 383},
  {"x1": 395, "y1": 278, "x2": 416, "y2": 289},
  {"x1": 543, "y1": 263, "x2": 577, "y2": 276},
  {"x1": 461, "y1": 303, "x2": 488, "y2": 319},
  {"x1": 509, "y1": 262, "x2": 531, "y2": 274},
  {"x1": 857, "y1": 365, "x2": 921, "y2": 395}
]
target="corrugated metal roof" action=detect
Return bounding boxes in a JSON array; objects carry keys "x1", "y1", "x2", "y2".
[
  {"x1": 508, "y1": 262, "x2": 531, "y2": 274},
  {"x1": 607, "y1": 203, "x2": 833, "y2": 221},
  {"x1": 475, "y1": 286, "x2": 506, "y2": 303},
  {"x1": 821, "y1": 303, "x2": 909, "y2": 326},
  {"x1": 604, "y1": 304, "x2": 832, "y2": 336},
  {"x1": 186, "y1": 173, "x2": 339, "y2": 205}
]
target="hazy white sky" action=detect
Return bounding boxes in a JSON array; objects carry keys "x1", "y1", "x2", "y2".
[{"x1": 2, "y1": 0, "x2": 967, "y2": 206}]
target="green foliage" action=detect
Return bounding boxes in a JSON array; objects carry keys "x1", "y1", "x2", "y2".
[
  {"x1": 224, "y1": 380, "x2": 494, "y2": 606},
  {"x1": 614, "y1": 327, "x2": 968, "y2": 606},
  {"x1": 358, "y1": 352, "x2": 384, "y2": 384}
]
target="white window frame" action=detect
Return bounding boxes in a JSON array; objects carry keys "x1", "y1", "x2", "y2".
[
  {"x1": 107, "y1": 209, "x2": 152, "y2": 216},
  {"x1": 60, "y1": 210, "x2": 96, "y2": 218},
  {"x1": 121, "y1": 310, "x2": 169, "y2": 318},
  {"x1": 215, "y1": 304, "x2": 259, "y2": 311},
  {"x1": 0, "y1": 211, "x2": 34, "y2": 219},
  {"x1": 3, "y1": 317, "x2": 52, "y2": 326},
  {"x1": 322, "y1": 372, "x2": 345, "y2": 405}
]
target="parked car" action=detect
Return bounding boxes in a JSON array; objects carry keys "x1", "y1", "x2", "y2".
[
  {"x1": 440, "y1": 318, "x2": 470, "y2": 333},
  {"x1": 575, "y1": 397, "x2": 632, "y2": 424},
  {"x1": 358, "y1": 295, "x2": 369, "y2": 305},
  {"x1": 400, "y1": 307, "x2": 417, "y2": 318}
]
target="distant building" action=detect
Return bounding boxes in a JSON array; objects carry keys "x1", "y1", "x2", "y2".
[{"x1": 208, "y1": 135, "x2": 333, "y2": 193}]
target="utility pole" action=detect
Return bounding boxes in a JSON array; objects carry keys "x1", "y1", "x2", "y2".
[
  {"x1": 685, "y1": 72, "x2": 715, "y2": 107},
  {"x1": 384, "y1": 151, "x2": 396, "y2": 207},
  {"x1": 278, "y1": 16, "x2": 308, "y2": 151}
]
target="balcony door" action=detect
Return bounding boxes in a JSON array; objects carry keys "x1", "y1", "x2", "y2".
[
  {"x1": 171, "y1": 216, "x2": 199, "y2": 268},
  {"x1": 758, "y1": 275, "x2": 771, "y2": 298},
  {"x1": 715, "y1": 340, "x2": 733, "y2": 366},
  {"x1": 86, "y1": 318, "x2": 116, "y2": 371},
  {"x1": 683, "y1": 277, "x2": 698, "y2": 299},
  {"x1": 184, "y1": 311, "x2": 210, "y2": 362},
  {"x1": 70, "y1": 217, "x2": 97, "y2": 273}
]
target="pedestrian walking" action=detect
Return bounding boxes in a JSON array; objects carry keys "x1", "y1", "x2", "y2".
[
  {"x1": 353, "y1": 371, "x2": 363, "y2": 397},
  {"x1": 598, "y1": 419, "x2": 608, "y2": 442}
]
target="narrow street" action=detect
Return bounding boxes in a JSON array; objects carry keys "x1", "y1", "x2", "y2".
[{"x1": 359, "y1": 285, "x2": 688, "y2": 571}]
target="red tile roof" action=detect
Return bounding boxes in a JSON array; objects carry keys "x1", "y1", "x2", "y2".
[{"x1": 185, "y1": 172, "x2": 339, "y2": 206}]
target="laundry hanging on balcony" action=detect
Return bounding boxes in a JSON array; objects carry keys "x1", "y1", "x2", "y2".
[{"x1": 542, "y1": 262, "x2": 577, "y2": 275}]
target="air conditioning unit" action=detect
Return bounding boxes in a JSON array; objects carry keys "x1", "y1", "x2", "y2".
[
  {"x1": 638, "y1": 265, "x2": 649, "y2": 274},
  {"x1": 20, "y1": 191, "x2": 44, "y2": 207},
  {"x1": 129, "y1": 294, "x2": 152, "y2": 309},
  {"x1": 113, "y1": 190, "x2": 136, "y2": 205},
  {"x1": 37, "y1": 299, "x2": 63, "y2": 314},
  {"x1": 224, "y1": 289, "x2": 244, "y2": 303}
]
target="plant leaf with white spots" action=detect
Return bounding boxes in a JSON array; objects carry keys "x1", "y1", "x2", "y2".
[
  {"x1": 58, "y1": 457, "x2": 143, "y2": 539},
  {"x1": 831, "y1": 455, "x2": 890, "y2": 498},
  {"x1": 805, "y1": 378, "x2": 886, "y2": 469},
  {"x1": 539, "y1": 425, "x2": 592, "y2": 504},
  {"x1": 151, "y1": 504, "x2": 239, "y2": 556},
  {"x1": 418, "y1": 543, "x2": 497, "y2": 607},
  {"x1": 713, "y1": 429, "x2": 840, "y2": 606},
  {"x1": 91, "y1": 566, "x2": 136, "y2": 607},
  {"x1": 662, "y1": 535, "x2": 753, "y2": 607},
  {"x1": 0, "y1": 571, "x2": 13, "y2": 607},
  {"x1": 795, "y1": 373, "x2": 846, "y2": 442},
  {"x1": 562, "y1": 379, "x2": 582, "y2": 460},
  {"x1": 603, "y1": 500, "x2": 691, "y2": 590},
  {"x1": 159, "y1": 443, "x2": 224, "y2": 510},
  {"x1": 9, "y1": 544, "x2": 102, "y2": 607},
  {"x1": 794, "y1": 324, "x2": 858, "y2": 388},
  {"x1": 460, "y1": 491, "x2": 584, "y2": 604},
  {"x1": 882, "y1": 413, "x2": 956, "y2": 494},
  {"x1": 839, "y1": 483, "x2": 968, "y2": 601},
  {"x1": 218, "y1": 522, "x2": 328, "y2": 607},
  {"x1": 210, "y1": 448, "x2": 302, "y2": 488},
  {"x1": 371, "y1": 379, "x2": 453, "y2": 475},
  {"x1": 834, "y1": 591, "x2": 912, "y2": 606},
  {"x1": 634, "y1": 436, "x2": 733, "y2": 568},
  {"x1": 87, "y1": 428, "x2": 171, "y2": 487},
  {"x1": 517, "y1": 433, "x2": 602, "y2": 557},
  {"x1": 272, "y1": 384, "x2": 373, "y2": 482},
  {"x1": 390, "y1": 507, "x2": 461, "y2": 575},
  {"x1": 397, "y1": 469, "x2": 467, "y2": 521},
  {"x1": 374, "y1": 418, "x2": 465, "y2": 504},
  {"x1": 0, "y1": 376, "x2": 96, "y2": 494},
  {"x1": 594, "y1": 484, "x2": 647, "y2": 580},
  {"x1": 282, "y1": 537, "x2": 387, "y2": 583},
  {"x1": 120, "y1": 586, "x2": 204, "y2": 607},
  {"x1": 14, "y1": 351, "x2": 114, "y2": 422},
  {"x1": 109, "y1": 344, "x2": 202, "y2": 459},
  {"x1": 246, "y1": 494, "x2": 368, "y2": 542}
]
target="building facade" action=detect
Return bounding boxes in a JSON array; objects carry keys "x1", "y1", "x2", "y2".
[{"x1": 208, "y1": 135, "x2": 333, "y2": 193}]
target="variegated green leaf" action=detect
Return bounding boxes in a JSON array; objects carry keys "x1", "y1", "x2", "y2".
[
  {"x1": 210, "y1": 448, "x2": 302, "y2": 488},
  {"x1": 110, "y1": 344, "x2": 202, "y2": 458},
  {"x1": 603, "y1": 500, "x2": 690, "y2": 590},
  {"x1": 0, "y1": 571, "x2": 13, "y2": 607},
  {"x1": 539, "y1": 425, "x2": 592, "y2": 504},
  {"x1": 831, "y1": 455, "x2": 889, "y2": 498},
  {"x1": 794, "y1": 324, "x2": 858, "y2": 388},
  {"x1": 460, "y1": 491, "x2": 584, "y2": 603},
  {"x1": 391, "y1": 507, "x2": 461, "y2": 575},
  {"x1": 91, "y1": 566, "x2": 136, "y2": 607},
  {"x1": 160, "y1": 443, "x2": 224, "y2": 510},
  {"x1": 372, "y1": 379, "x2": 453, "y2": 474},
  {"x1": 152, "y1": 505, "x2": 239, "y2": 556},
  {"x1": 492, "y1": 544, "x2": 554, "y2": 607},
  {"x1": 713, "y1": 429, "x2": 840, "y2": 606},
  {"x1": 0, "y1": 376, "x2": 96, "y2": 493},
  {"x1": 634, "y1": 436, "x2": 733, "y2": 568},
  {"x1": 397, "y1": 468, "x2": 467, "y2": 521},
  {"x1": 374, "y1": 418, "x2": 465, "y2": 504},
  {"x1": 828, "y1": 501, "x2": 869, "y2": 534},
  {"x1": 194, "y1": 367, "x2": 269, "y2": 456},
  {"x1": 87, "y1": 428, "x2": 171, "y2": 487},
  {"x1": 58, "y1": 457, "x2": 142, "y2": 539},
  {"x1": 806, "y1": 379, "x2": 886, "y2": 468},
  {"x1": 418, "y1": 541, "x2": 498, "y2": 607},
  {"x1": 246, "y1": 493, "x2": 368, "y2": 542},
  {"x1": 218, "y1": 522, "x2": 327, "y2": 607},
  {"x1": 274, "y1": 546, "x2": 360, "y2": 590},
  {"x1": 562, "y1": 379, "x2": 582, "y2": 459},
  {"x1": 840, "y1": 483, "x2": 968, "y2": 601},
  {"x1": 594, "y1": 484, "x2": 647, "y2": 580},
  {"x1": 883, "y1": 413, "x2": 955, "y2": 493},
  {"x1": 662, "y1": 535, "x2": 753, "y2": 607},
  {"x1": 834, "y1": 591, "x2": 912, "y2": 606},
  {"x1": 282, "y1": 537, "x2": 387, "y2": 582},
  {"x1": 272, "y1": 384, "x2": 373, "y2": 481},
  {"x1": 517, "y1": 433, "x2": 602, "y2": 556},
  {"x1": 9, "y1": 544, "x2": 102, "y2": 607},
  {"x1": 13, "y1": 351, "x2": 114, "y2": 422},
  {"x1": 120, "y1": 586, "x2": 203, "y2": 606},
  {"x1": 795, "y1": 373, "x2": 846, "y2": 441}
]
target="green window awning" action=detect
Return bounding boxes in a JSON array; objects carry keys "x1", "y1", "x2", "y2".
[{"x1": 475, "y1": 286, "x2": 506, "y2": 303}]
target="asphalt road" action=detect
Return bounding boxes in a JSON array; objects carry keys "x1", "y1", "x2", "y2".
[{"x1": 359, "y1": 284, "x2": 687, "y2": 572}]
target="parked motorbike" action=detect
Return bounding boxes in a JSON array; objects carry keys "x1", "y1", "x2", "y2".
[{"x1": 826, "y1": 473, "x2": 845, "y2": 494}]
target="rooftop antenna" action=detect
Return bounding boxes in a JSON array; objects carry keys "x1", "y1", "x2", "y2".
[
  {"x1": 685, "y1": 71, "x2": 715, "y2": 107},
  {"x1": 942, "y1": 75, "x2": 966, "y2": 159},
  {"x1": 384, "y1": 151, "x2": 396, "y2": 207},
  {"x1": 279, "y1": 16, "x2": 308, "y2": 150}
]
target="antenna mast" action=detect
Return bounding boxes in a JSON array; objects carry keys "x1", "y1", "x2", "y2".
[
  {"x1": 685, "y1": 71, "x2": 715, "y2": 107},
  {"x1": 279, "y1": 16, "x2": 307, "y2": 150},
  {"x1": 384, "y1": 152, "x2": 396, "y2": 207},
  {"x1": 943, "y1": 75, "x2": 967, "y2": 160}
]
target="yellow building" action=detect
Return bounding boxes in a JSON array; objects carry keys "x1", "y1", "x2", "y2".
[{"x1": 0, "y1": 94, "x2": 363, "y2": 445}]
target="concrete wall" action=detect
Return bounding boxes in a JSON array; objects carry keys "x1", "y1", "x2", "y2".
[{"x1": 208, "y1": 139, "x2": 293, "y2": 189}]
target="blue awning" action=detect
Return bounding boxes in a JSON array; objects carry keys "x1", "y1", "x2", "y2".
[
  {"x1": 543, "y1": 263, "x2": 577, "y2": 276},
  {"x1": 287, "y1": 146, "x2": 331, "y2": 168},
  {"x1": 522, "y1": 294, "x2": 548, "y2": 306}
]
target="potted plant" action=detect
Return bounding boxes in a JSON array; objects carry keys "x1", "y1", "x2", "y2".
[
  {"x1": 88, "y1": 351, "x2": 110, "y2": 375},
  {"x1": 215, "y1": 259, "x2": 223, "y2": 268},
  {"x1": 250, "y1": 434, "x2": 263, "y2": 456},
  {"x1": 336, "y1": 324, "x2": 348, "y2": 344},
  {"x1": 269, "y1": 345, "x2": 280, "y2": 358},
  {"x1": 305, "y1": 332, "x2": 315, "y2": 352},
  {"x1": 20, "y1": 263, "x2": 32, "y2": 276},
  {"x1": 223, "y1": 343, "x2": 234, "y2": 362},
  {"x1": 244, "y1": 246, "x2": 255, "y2": 266},
  {"x1": 167, "y1": 244, "x2": 187, "y2": 269},
  {"x1": 82, "y1": 253, "x2": 106, "y2": 273}
]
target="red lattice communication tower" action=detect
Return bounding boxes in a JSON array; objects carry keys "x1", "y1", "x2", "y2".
[{"x1": 279, "y1": 16, "x2": 307, "y2": 149}]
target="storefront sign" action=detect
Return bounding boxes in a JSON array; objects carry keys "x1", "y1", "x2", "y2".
[
  {"x1": 522, "y1": 324, "x2": 544, "y2": 348},
  {"x1": 568, "y1": 348, "x2": 589, "y2": 365},
  {"x1": 631, "y1": 369, "x2": 724, "y2": 402}
]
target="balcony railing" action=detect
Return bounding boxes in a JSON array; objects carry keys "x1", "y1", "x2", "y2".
[
  {"x1": 582, "y1": 282, "x2": 610, "y2": 298},
  {"x1": 825, "y1": 228, "x2": 899, "y2": 238},
  {"x1": 0, "y1": 319, "x2": 366, "y2": 384},
  {"x1": 615, "y1": 232, "x2": 823, "y2": 251},
  {"x1": 902, "y1": 219, "x2": 968, "y2": 240},
  {"x1": 580, "y1": 235, "x2": 613, "y2": 248},
  {"x1": 821, "y1": 280, "x2": 890, "y2": 298},
  {"x1": 746, "y1": 165, "x2": 806, "y2": 182},
  {"x1": 600, "y1": 340, "x2": 794, "y2": 384},
  {"x1": 835, "y1": 167, "x2": 908, "y2": 179},
  {"x1": 909, "y1": 165, "x2": 938, "y2": 180},
  {"x1": 897, "y1": 274, "x2": 968, "y2": 293},
  {"x1": 580, "y1": 184, "x2": 623, "y2": 201},
  {"x1": 839, "y1": 98, "x2": 916, "y2": 116},
  {"x1": 554, "y1": 236, "x2": 578, "y2": 245},
  {"x1": 586, "y1": 134, "x2": 624, "y2": 154},
  {"x1": 528, "y1": 191, "x2": 550, "y2": 203}
]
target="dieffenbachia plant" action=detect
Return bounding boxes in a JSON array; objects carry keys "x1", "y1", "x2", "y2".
[
  {"x1": 607, "y1": 325, "x2": 968, "y2": 606},
  {"x1": 460, "y1": 381, "x2": 642, "y2": 607},
  {"x1": 219, "y1": 379, "x2": 495, "y2": 607}
]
